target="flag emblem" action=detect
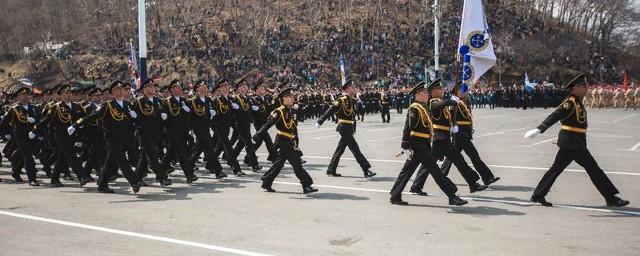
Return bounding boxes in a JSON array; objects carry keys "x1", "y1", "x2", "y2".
[{"x1": 466, "y1": 31, "x2": 489, "y2": 52}]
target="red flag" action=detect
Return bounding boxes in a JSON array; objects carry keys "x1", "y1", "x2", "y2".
[{"x1": 623, "y1": 70, "x2": 629, "y2": 92}]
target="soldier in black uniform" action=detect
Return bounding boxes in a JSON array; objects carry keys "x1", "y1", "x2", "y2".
[
  {"x1": 409, "y1": 79, "x2": 488, "y2": 194},
  {"x1": 211, "y1": 79, "x2": 245, "y2": 176},
  {"x1": 0, "y1": 87, "x2": 41, "y2": 185},
  {"x1": 161, "y1": 79, "x2": 198, "y2": 183},
  {"x1": 230, "y1": 77, "x2": 262, "y2": 172},
  {"x1": 440, "y1": 83, "x2": 500, "y2": 186},
  {"x1": 33, "y1": 84, "x2": 91, "y2": 187},
  {"x1": 251, "y1": 79, "x2": 278, "y2": 162},
  {"x1": 316, "y1": 80, "x2": 376, "y2": 178},
  {"x1": 187, "y1": 80, "x2": 227, "y2": 179},
  {"x1": 82, "y1": 88, "x2": 106, "y2": 176},
  {"x1": 389, "y1": 81, "x2": 467, "y2": 206},
  {"x1": 356, "y1": 90, "x2": 366, "y2": 121},
  {"x1": 380, "y1": 88, "x2": 391, "y2": 123},
  {"x1": 525, "y1": 74, "x2": 629, "y2": 207},
  {"x1": 71, "y1": 81, "x2": 144, "y2": 193},
  {"x1": 395, "y1": 89, "x2": 405, "y2": 114},
  {"x1": 131, "y1": 79, "x2": 172, "y2": 186},
  {"x1": 253, "y1": 87, "x2": 317, "y2": 194}
]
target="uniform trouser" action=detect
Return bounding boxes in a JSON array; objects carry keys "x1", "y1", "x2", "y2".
[
  {"x1": 51, "y1": 135, "x2": 88, "y2": 182},
  {"x1": 253, "y1": 122, "x2": 278, "y2": 160},
  {"x1": 97, "y1": 138, "x2": 139, "y2": 188},
  {"x1": 533, "y1": 148, "x2": 619, "y2": 199},
  {"x1": 13, "y1": 133, "x2": 38, "y2": 181},
  {"x1": 136, "y1": 133, "x2": 169, "y2": 181},
  {"x1": 327, "y1": 130, "x2": 371, "y2": 173},
  {"x1": 381, "y1": 107, "x2": 390, "y2": 122},
  {"x1": 411, "y1": 139, "x2": 480, "y2": 191},
  {"x1": 357, "y1": 110, "x2": 365, "y2": 121},
  {"x1": 162, "y1": 129, "x2": 196, "y2": 178},
  {"x1": 261, "y1": 139, "x2": 313, "y2": 188},
  {"x1": 390, "y1": 147, "x2": 458, "y2": 201},
  {"x1": 440, "y1": 137, "x2": 496, "y2": 184},
  {"x1": 231, "y1": 122, "x2": 259, "y2": 167},
  {"x1": 296, "y1": 107, "x2": 305, "y2": 122},
  {"x1": 228, "y1": 127, "x2": 239, "y2": 151},
  {"x1": 190, "y1": 126, "x2": 223, "y2": 173},
  {"x1": 396, "y1": 104, "x2": 403, "y2": 114},
  {"x1": 86, "y1": 135, "x2": 106, "y2": 173},
  {"x1": 214, "y1": 125, "x2": 241, "y2": 172}
]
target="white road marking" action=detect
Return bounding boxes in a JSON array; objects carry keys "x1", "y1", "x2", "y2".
[
  {"x1": 613, "y1": 113, "x2": 637, "y2": 123},
  {"x1": 476, "y1": 127, "x2": 529, "y2": 138},
  {"x1": 526, "y1": 138, "x2": 556, "y2": 146},
  {"x1": 203, "y1": 177, "x2": 640, "y2": 216},
  {"x1": 0, "y1": 210, "x2": 273, "y2": 256},
  {"x1": 630, "y1": 142, "x2": 640, "y2": 151},
  {"x1": 279, "y1": 154, "x2": 640, "y2": 176}
]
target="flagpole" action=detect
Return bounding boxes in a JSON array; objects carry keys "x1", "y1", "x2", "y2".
[
  {"x1": 138, "y1": 0, "x2": 147, "y2": 85},
  {"x1": 432, "y1": 0, "x2": 440, "y2": 79}
]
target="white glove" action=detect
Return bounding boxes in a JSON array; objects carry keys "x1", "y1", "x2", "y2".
[
  {"x1": 129, "y1": 111, "x2": 138, "y2": 119},
  {"x1": 4, "y1": 135, "x2": 10, "y2": 140},
  {"x1": 209, "y1": 109, "x2": 216, "y2": 116},
  {"x1": 27, "y1": 117, "x2": 36, "y2": 123},
  {"x1": 452, "y1": 125, "x2": 459, "y2": 134},
  {"x1": 251, "y1": 105, "x2": 260, "y2": 111},
  {"x1": 231, "y1": 103, "x2": 240, "y2": 110},
  {"x1": 67, "y1": 125, "x2": 76, "y2": 135},
  {"x1": 74, "y1": 142, "x2": 83, "y2": 148},
  {"x1": 28, "y1": 132, "x2": 36, "y2": 140},
  {"x1": 293, "y1": 104, "x2": 299, "y2": 110},
  {"x1": 315, "y1": 122, "x2": 321, "y2": 128},
  {"x1": 450, "y1": 95, "x2": 460, "y2": 102},
  {"x1": 181, "y1": 105, "x2": 191, "y2": 112},
  {"x1": 403, "y1": 149, "x2": 413, "y2": 161},
  {"x1": 251, "y1": 138, "x2": 257, "y2": 145},
  {"x1": 160, "y1": 113, "x2": 168, "y2": 120},
  {"x1": 524, "y1": 128, "x2": 541, "y2": 139}
]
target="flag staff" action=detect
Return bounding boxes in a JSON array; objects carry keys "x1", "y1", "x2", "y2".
[
  {"x1": 138, "y1": 0, "x2": 147, "y2": 84},
  {"x1": 432, "y1": 0, "x2": 440, "y2": 80}
]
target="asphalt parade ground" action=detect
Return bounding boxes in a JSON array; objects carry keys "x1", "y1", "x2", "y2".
[{"x1": 1, "y1": 108, "x2": 639, "y2": 256}]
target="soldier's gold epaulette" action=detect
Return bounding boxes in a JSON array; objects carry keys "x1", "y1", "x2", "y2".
[{"x1": 560, "y1": 96, "x2": 576, "y2": 109}]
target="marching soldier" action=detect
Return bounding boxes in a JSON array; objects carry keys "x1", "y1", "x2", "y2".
[
  {"x1": 187, "y1": 80, "x2": 227, "y2": 179},
  {"x1": 0, "y1": 87, "x2": 41, "y2": 185},
  {"x1": 409, "y1": 79, "x2": 488, "y2": 194},
  {"x1": 161, "y1": 79, "x2": 198, "y2": 183},
  {"x1": 230, "y1": 77, "x2": 262, "y2": 172},
  {"x1": 395, "y1": 88, "x2": 405, "y2": 114},
  {"x1": 82, "y1": 88, "x2": 106, "y2": 176},
  {"x1": 71, "y1": 81, "x2": 144, "y2": 193},
  {"x1": 251, "y1": 79, "x2": 278, "y2": 162},
  {"x1": 211, "y1": 79, "x2": 245, "y2": 176},
  {"x1": 380, "y1": 88, "x2": 391, "y2": 123},
  {"x1": 316, "y1": 80, "x2": 376, "y2": 178},
  {"x1": 32, "y1": 84, "x2": 91, "y2": 187},
  {"x1": 252, "y1": 86, "x2": 317, "y2": 194},
  {"x1": 131, "y1": 79, "x2": 172, "y2": 186},
  {"x1": 440, "y1": 83, "x2": 501, "y2": 186},
  {"x1": 389, "y1": 81, "x2": 467, "y2": 206},
  {"x1": 525, "y1": 74, "x2": 629, "y2": 207}
]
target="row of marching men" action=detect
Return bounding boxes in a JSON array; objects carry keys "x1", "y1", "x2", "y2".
[
  {"x1": 0, "y1": 76, "x2": 315, "y2": 193},
  {"x1": 0, "y1": 72, "x2": 629, "y2": 208}
]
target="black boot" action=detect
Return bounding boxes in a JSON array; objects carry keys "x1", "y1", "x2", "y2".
[
  {"x1": 530, "y1": 195, "x2": 553, "y2": 207},
  {"x1": 448, "y1": 195, "x2": 468, "y2": 206},
  {"x1": 303, "y1": 186, "x2": 318, "y2": 194},
  {"x1": 606, "y1": 196, "x2": 630, "y2": 207}
]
